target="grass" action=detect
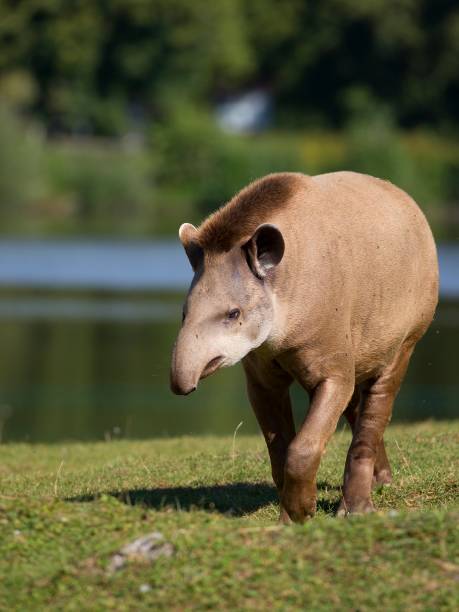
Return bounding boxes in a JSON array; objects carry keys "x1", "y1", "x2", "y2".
[{"x1": 0, "y1": 422, "x2": 458, "y2": 610}]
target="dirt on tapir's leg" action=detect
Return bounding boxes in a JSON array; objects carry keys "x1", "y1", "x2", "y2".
[
  {"x1": 344, "y1": 386, "x2": 392, "y2": 487},
  {"x1": 339, "y1": 342, "x2": 415, "y2": 515},
  {"x1": 282, "y1": 370, "x2": 354, "y2": 523},
  {"x1": 243, "y1": 357, "x2": 295, "y2": 521}
]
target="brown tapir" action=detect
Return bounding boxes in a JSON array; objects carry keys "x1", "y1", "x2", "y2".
[{"x1": 170, "y1": 171, "x2": 438, "y2": 523}]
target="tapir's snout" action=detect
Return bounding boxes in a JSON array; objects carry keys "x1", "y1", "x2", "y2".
[
  {"x1": 170, "y1": 327, "x2": 225, "y2": 395},
  {"x1": 170, "y1": 360, "x2": 198, "y2": 395},
  {"x1": 170, "y1": 378, "x2": 197, "y2": 396},
  {"x1": 170, "y1": 354, "x2": 226, "y2": 395},
  {"x1": 170, "y1": 346, "x2": 198, "y2": 395}
]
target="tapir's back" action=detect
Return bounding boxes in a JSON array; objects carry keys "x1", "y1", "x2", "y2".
[{"x1": 275, "y1": 171, "x2": 438, "y2": 372}]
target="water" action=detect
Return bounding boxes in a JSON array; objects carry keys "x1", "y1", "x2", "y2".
[
  {"x1": 0, "y1": 240, "x2": 457, "y2": 442},
  {"x1": 0, "y1": 239, "x2": 458, "y2": 296},
  {"x1": 0, "y1": 239, "x2": 190, "y2": 290}
]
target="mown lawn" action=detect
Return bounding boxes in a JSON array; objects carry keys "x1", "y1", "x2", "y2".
[{"x1": 0, "y1": 422, "x2": 458, "y2": 610}]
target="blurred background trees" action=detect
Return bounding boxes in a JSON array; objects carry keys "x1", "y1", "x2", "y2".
[
  {"x1": 0, "y1": 1, "x2": 458, "y2": 441},
  {"x1": 0, "y1": 0, "x2": 458, "y2": 237}
]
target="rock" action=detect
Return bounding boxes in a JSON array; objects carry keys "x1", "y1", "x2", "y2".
[{"x1": 108, "y1": 532, "x2": 174, "y2": 572}]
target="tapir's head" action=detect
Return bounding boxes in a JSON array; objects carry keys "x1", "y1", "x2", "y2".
[{"x1": 170, "y1": 221, "x2": 285, "y2": 395}]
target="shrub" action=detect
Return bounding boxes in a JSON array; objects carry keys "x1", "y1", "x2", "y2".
[
  {"x1": 46, "y1": 142, "x2": 155, "y2": 234},
  {"x1": 0, "y1": 104, "x2": 47, "y2": 222},
  {"x1": 153, "y1": 106, "x2": 304, "y2": 218}
]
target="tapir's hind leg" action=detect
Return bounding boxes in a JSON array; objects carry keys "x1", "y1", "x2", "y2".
[
  {"x1": 339, "y1": 341, "x2": 415, "y2": 515},
  {"x1": 343, "y1": 387, "x2": 392, "y2": 487}
]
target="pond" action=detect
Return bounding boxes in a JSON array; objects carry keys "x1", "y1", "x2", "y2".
[{"x1": 0, "y1": 241, "x2": 457, "y2": 442}]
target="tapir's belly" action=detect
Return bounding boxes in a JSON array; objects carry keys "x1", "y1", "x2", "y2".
[{"x1": 350, "y1": 268, "x2": 437, "y2": 384}]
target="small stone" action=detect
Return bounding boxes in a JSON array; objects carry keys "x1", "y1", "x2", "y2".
[
  {"x1": 388, "y1": 509, "x2": 399, "y2": 517},
  {"x1": 108, "y1": 532, "x2": 174, "y2": 573},
  {"x1": 109, "y1": 553, "x2": 125, "y2": 572},
  {"x1": 139, "y1": 584, "x2": 151, "y2": 593}
]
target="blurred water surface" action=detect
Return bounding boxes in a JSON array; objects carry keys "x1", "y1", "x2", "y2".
[
  {"x1": 0, "y1": 241, "x2": 457, "y2": 442},
  {"x1": 0, "y1": 240, "x2": 458, "y2": 296}
]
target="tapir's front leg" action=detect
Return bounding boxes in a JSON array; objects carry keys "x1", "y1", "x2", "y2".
[
  {"x1": 281, "y1": 370, "x2": 354, "y2": 523},
  {"x1": 242, "y1": 356, "x2": 295, "y2": 517}
]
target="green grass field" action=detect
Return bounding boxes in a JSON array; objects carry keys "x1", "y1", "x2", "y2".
[{"x1": 1, "y1": 422, "x2": 458, "y2": 610}]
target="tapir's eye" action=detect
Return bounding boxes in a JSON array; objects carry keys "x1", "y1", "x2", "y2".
[
  {"x1": 227, "y1": 308, "x2": 241, "y2": 321},
  {"x1": 182, "y1": 310, "x2": 186, "y2": 323}
]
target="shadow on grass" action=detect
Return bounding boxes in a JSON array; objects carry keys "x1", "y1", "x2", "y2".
[{"x1": 68, "y1": 481, "x2": 341, "y2": 517}]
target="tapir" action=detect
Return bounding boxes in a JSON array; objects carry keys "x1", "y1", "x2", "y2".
[{"x1": 170, "y1": 171, "x2": 438, "y2": 523}]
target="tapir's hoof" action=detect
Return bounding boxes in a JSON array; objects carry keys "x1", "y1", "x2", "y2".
[
  {"x1": 372, "y1": 469, "x2": 392, "y2": 488},
  {"x1": 278, "y1": 506, "x2": 293, "y2": 525},
  {"x1": 281, "y1": 482, "x2": 317, "y2": 524},
  {"x1": 336, "y1": 497, "x2": 375, "y2": 517},
  {"x1": 286, "y1": 511, "x2": 314, "y2": 524},
  {"x1": 280, "y1": 496, "x2": 316, "y2": 524}
]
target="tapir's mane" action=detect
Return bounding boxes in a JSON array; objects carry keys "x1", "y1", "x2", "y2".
[{"x1": 197, "y1": 172, "x2": 304, "y2": 252}]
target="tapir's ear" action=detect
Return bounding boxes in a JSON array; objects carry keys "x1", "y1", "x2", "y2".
[
  {"x1": 179, "y1": 223, "x2": 203, "y2": 271},
  {"x1": 243, "y1": 224, "x2": 285, "y2": 279}
]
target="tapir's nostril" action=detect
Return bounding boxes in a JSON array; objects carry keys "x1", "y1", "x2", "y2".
[{"x1": 184, "y1": 386, "x2": 197, "y2": 395}]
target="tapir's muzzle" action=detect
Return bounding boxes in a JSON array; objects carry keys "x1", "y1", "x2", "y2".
[
  {"x1": 170, "y1": 327, "x2": 224, "y2": 395},
  {"x1": 170, "y1": 377, "x2": 196, "y2": 396},
  {"x1": 170, "y1": 348, "x2": 198, "y2": 395}
]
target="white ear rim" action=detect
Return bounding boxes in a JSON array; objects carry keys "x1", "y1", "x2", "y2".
[{"x1": 179, "y1": 223, "x2": 197, "y2": 244}]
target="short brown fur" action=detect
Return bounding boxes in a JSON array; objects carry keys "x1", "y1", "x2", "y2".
[{"x1": 197, "y1": 172, "x2": 302, "y2": 252}]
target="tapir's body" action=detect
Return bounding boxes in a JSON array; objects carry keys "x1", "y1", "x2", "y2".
[{"x1": 171, "y1": 171, "x2": 438, "y2": 522}]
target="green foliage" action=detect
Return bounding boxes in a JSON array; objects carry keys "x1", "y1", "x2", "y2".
[
  {"x1": 0, "y1": 0, "x2": 458, "y2": 132},
  {"x1": 330, "y1": 93, "x2": 458, "y2": 237},
  {"x1": 0, "y1": 424, "x2": 458, "y2": 608},
  {"x1": 0, "y1": 0, "x2": 253, "y2": 134},
  {"x1": 0, "y1": 103, "x2": 156, "y2": 235},
  {"x1": 46, "y1": 142, "x2": 155, "y2": 234},
  {"x1": 0, "y1": 1, "x2": 457, "y2": 239},
  {"x1": 154, "y1": 106, "x2": 303, "y2": 217},
  {"x1": 0, "y1": 102, "x2": 457, "y2": 238},
  {"x1": 152, "y1": 106, "x2": 459, "y2": 238},
  {"x1": 343, "y1": 96, "x2": 442, "y2": 204},
  {"x1": 0, "y1": 104, "x2": 47, "y2": 220}
]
